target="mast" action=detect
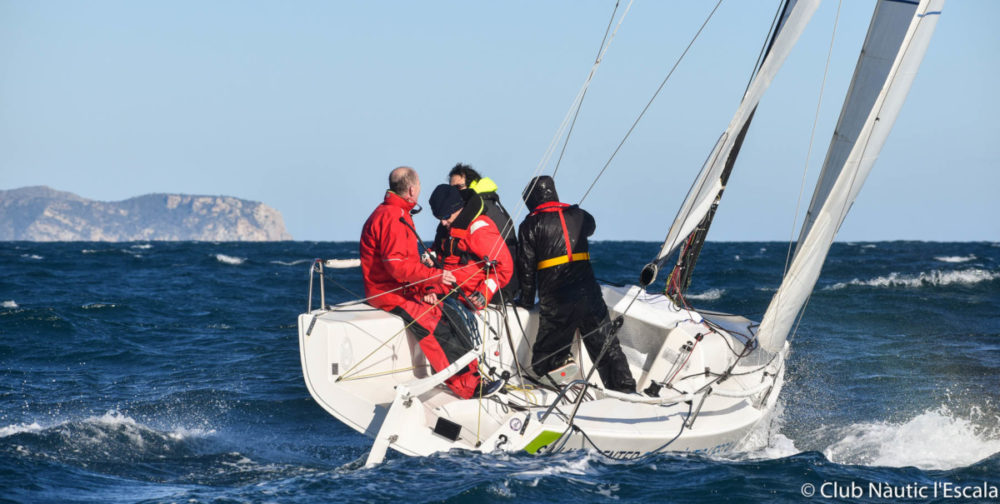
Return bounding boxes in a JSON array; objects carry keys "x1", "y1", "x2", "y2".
[
  {"x1": 665, "y1": 1, "x2": 796, "y2": 303},
  {"x1": 757, "y1": 0, "x2": 945, "y2": 353},
  {"x1": 641, "y1": 0, "x2": 821, "y2": 289}
]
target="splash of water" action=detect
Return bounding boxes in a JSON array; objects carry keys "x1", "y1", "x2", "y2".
[{"x1": 823, "y1": 406, "x2": 1000, "y2": 470}]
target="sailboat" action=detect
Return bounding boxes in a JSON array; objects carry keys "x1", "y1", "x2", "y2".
[{"x1": 297, "y1": 0, "x2": 944, "y2": 466}]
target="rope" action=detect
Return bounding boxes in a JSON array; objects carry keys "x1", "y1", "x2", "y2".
[{"x1": 579, "y1": 0, "x2": 724, "y2": 205}]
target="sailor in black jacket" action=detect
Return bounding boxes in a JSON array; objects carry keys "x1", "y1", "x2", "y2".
[{"x1": 515, "y1": 176, "x2": 637, "y2": 393}]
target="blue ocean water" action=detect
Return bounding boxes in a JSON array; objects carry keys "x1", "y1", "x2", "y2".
[{"x1": 1, "y1": 241, "x2": 998, "y2": 503}]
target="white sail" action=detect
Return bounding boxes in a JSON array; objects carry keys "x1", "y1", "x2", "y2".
[
  {"x1": 757, "y1": 0, "x2": 944, "y2": 353},
  {"x1": 653, "y1": 0, "x2": 821, "y2": 268}
]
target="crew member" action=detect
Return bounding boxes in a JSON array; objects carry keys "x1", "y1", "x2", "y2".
[
  {"x1": 448, "y1": 163, "x2": 520, "y2": 303},
  {"x1": 360, "y1": 166, "x2": 488, "y2": 399},
  {"x1": 515, "y1": 175, "x2": 637, "y2": 393},
  {"x1": 427, "y1": 184, "x2": 514, "y2": 310}
]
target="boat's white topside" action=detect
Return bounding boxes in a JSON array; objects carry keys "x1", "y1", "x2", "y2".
[{"x1": 299, "y1": 285, "x2": 784, "y2": 461}]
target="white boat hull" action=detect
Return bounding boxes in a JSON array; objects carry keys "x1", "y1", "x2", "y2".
[{"x1": 299, "y1": 285, "x2": 784, "y2": 462}]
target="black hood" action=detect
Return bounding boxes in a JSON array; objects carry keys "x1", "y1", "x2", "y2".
[{"x1": 522, "y1": 176, "x2": 559, "y2": 211}]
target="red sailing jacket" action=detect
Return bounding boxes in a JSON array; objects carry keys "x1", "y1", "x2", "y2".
[
  {"x1": 435, "y1": 214, "x2": 513, "y2": 304},
  {"x1": 360, "y1": 191, "x2": 446, "y2": 311}
]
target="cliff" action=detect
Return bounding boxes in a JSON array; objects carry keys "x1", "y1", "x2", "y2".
[{"x1": 0, "y1": 186, "x2": 292, "y2": 241}]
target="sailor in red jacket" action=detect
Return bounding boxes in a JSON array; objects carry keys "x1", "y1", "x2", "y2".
[
  {"x1": 427, "y1": 184, "x2": 513, "y2": 309},
  {"x1": 360, "y1": 166, "x2": 488, "y2": 399}
]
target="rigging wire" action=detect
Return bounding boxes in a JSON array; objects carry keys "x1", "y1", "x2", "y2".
[
  {"x1": 774, "y1": 0, "x2": 843, "y2": 347},
  {"x1": 552, "y1": 0, "x2": 623, "y2": 178},
  {"x1": 578, "y1": 0, "x2": 724, "y2": 205},
  {"x1": 782, "y1": 0, "x2": 843, "y2": 278},
  {"x1": 505, "y1": 0, "x2": 635, "y2": 234}
]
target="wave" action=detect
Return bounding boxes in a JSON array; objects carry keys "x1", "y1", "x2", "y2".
[
  {"x1": 935, "y1": 254, "x2": 976, "y2": 263},
  {"x1": 823, "y1": 406, "x2": 1000, "y2": 470},
  {"x1": 130, "y1": 244, "x2": 153, "y2": 250},
  {"x1": 20, "y1": 254, "x2": 43, "y2": 260},
  {"x1": 81, "y1": 303, "x2": 119, "y2": 310},
  {"x1": 685, "y1": 288, "x2": 725, "y2": 301},
  {"x1": 271, "y1": 259, "x2": 313, "y2": 266},
  {"x1": 2, "y1": 300, "x2": 17, "y2": 309},
  {"x1": 827, "y1": 268, "x2": 1000, "y2": 290},
  {"x1": 1, "y1": 410, "x2": 215, "y2": 455},
  {"x1": 215, "y1": 254, "x2": 245, "y2": 265}
]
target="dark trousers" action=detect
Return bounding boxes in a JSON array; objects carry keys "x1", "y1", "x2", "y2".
[{"x1": 531, "y1": 293, "x2": 636, "y2": 393}]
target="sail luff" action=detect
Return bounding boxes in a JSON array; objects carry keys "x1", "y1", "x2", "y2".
[
  {"x1": 651, "y1": 0, "x2": 821, "y2": 275},
  {"x1": 757, "y1": 0, "x2": 944, "y2": 353}
]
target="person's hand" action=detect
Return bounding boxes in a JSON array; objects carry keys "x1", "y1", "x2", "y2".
[
  {"x1": 440, "y1": 269, "x2": 456, "y2": 286},
  {"x1": 422, "y1": 293, "x2": 438, "y2": 304},
  {"x1": 514, "y1": 297, "x2": 534, "y2": 310},
  {"x1": 465, "y1": 291, "x2": 486, "y2": 311}
]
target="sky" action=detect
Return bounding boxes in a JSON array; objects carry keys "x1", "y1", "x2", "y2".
[{"x1": 1, "y1": 0, "x2": 997, "y2": 242}]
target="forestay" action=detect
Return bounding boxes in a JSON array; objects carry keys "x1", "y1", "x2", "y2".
[{"x1": 757, "y1": 0, "x2": 945, "y2": 353}]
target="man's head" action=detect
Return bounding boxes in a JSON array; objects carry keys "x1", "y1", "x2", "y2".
[
  {"x1": 428, "y1": 184, "x2": 464, "y2": 226},
  {"x1": 389, "y1": 166, "x2": 420, "y2": 203},
  {"x1": 522, "y1": 175, "x2": 559, "y2": 211},
  {"x1": 448, "y1": 163, "x2": 481, "y2": 191}
]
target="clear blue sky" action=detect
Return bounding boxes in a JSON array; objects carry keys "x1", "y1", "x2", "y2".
[{"x1": 2, "y1": 1, "x2": 997, "y2": 242}]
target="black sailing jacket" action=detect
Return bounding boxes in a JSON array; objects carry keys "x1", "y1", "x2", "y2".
[{"x1": 516, "y1": 189, "x2": 601, "y2": 309}]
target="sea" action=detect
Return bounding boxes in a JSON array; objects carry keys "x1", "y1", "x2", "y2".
[{"x1": 2, "y1": 240, "x2": 998, "y2": 503}]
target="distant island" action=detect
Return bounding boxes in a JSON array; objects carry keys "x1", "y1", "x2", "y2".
[{"x1": 0, "y1": 186, "x2": 292, "y2": 241}]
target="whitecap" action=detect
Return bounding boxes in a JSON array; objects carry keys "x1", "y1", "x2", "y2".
[
  {"x1": 82, "y1": 249, "x2": 97, "y2": 254},
  {"x1": 823, "y1": 406, "x2": 1000, "y2": 470},
  {"x1": 861, "y1": 244, "x2": 877, "y2": 249},
  {"x1": 827, "y1": 268, "x2": 1000, "y2": 290},
  {"x1": 2, "y1": 300, "x2": 17, "y2": 309},
  {"x1": 130, "y1": 244, "x2": 153, "y2": 250},
  {"x1": 0, "y1": 422, "x2": 43, "y2": 437},
  {"x1": 271, "y1": 259, "x2": 313, "y2": 266},
  {"x1": 685, "y1": 288, "x2": 725, "y2": 301},
  {"x1": 82, "y1": 303, "x2": 118, "y2": 310},
  {"x1": 215, "y1": 254, "x2": 245, "y2": 265},
  {"x1": 20, "y1": 254, "x2": 42, "y2": 260},
  {"x1": 934, "y1": 254, "x2": 976, "y2": 263}
]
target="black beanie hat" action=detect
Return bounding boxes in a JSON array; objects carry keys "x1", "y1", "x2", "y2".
[{"x1": 429, "y1": 184, "x2": 464, "y2": 219}]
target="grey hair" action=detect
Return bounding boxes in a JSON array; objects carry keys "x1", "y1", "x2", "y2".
[{"x1": 389, "y1": 166, "x2": 418, "y2": 194}]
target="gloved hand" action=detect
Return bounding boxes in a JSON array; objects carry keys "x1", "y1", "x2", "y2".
[
  {"x1": 465, "y1": 291, "x2": 487, "y2": 311},
  {"x1": 514, "y1": 297, "x2": 534, "y2": 310}
]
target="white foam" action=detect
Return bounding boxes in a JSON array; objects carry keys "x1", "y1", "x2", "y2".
[
  {"x1": 828, "y1": 268, "x2": 1000, "y2": 290},
  {"x1": 0, "y1": 422, "x2": 43, "y2": 437},
  {"x1": 215, "y1": 254, "x2": 245, "y2": 265},
  {"x1": 2, "y1": 300, "x2": 17, "y2": 309},
  {"x1": 130, "y1": 244, "x2": 153, "y2": 250},
  {"x1": 271, "y1": 259, "x2": 313, "y2": 266},
  {"x1": 20, "y1": 254, "x2": 42, "y2": 260},
  {"x1": 935, "y1": 254, "x2": 976, "y2": 263},
  {"x1": 823, "y1": 406, "x2": 1000, "y2": 470},
  {"x1": 82, "y1": 303, "x2": 117, "y2": 309},
  {"x1": 685, "y1": 288, "x2": 725, "y2": 301},
  {"x1": 513, "y1": 452, "x2": 595, "y2": 478}
]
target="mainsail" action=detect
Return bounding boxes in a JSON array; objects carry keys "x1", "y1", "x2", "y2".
[
  {"x1": 665, "y1": 0, "x2": 799, "y2": 301},
  {"x1": 643, "y1": 0, "x2": 821, "y2": 287},
  {"x1": 757, "y1": 0, "x2": 945, "y2": 353}
]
